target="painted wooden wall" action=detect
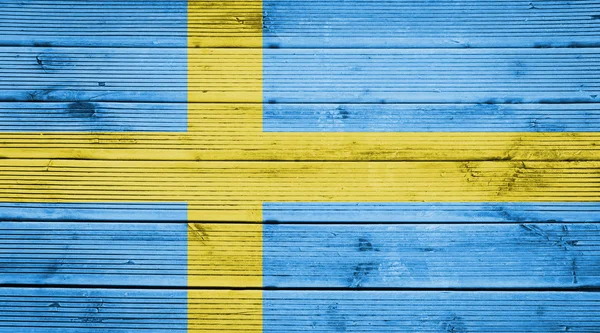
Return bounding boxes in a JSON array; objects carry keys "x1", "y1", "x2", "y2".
[{"x1": 0, "y1": 0, "x2": 599, "y2": 332}]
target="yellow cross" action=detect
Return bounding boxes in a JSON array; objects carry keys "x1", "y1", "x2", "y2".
[
  {"x1": 1, "y1": 0, "x2": 599, "y2": 282},
  {"x1": 1, "y1": 2, "x2": 599, "y2": 331},
  {"x1": 1, "y1": 0, "x2": 599, "y2": 228}
]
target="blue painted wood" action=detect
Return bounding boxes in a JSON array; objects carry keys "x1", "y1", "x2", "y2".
[
  {"x1": 263, "y1": 103, "x2": 600, "y2": 132},
  {"x1": 1, "y1": 47, "x2": 598, "y2": 103},
  {"x1": 0, "y1": 0, "x2": 187, "y2": 47},
  {"x1": 263, "y1": 202, "x2": 600, "y2": 223},
  {"x1": 262, "y1": 0, "x2": 600, "y2": 48},
  {"x1": 0, "y1": 47, "x2": 186, "y2": 102},
  {"x1": 0, "y1": 288, "x2": 600, "y2": 333},
  {"x1": 263, "y1": 223, "x2": 600, "y2": 288},
  {"x1": 5, "y1": 102, "x2": 600, "y2": 133},
  {"x1": 262, "y1": 291, "x2": 600, "y2": 332},
  {"x1": 262, "y1": 48, "x2": 600, "y2": 103},
  {"x1": 0, "y1": 222, "x2": 187, "y2": 286},
  {"x1": 1, "y1": 221, "x2": 598, "y2": 289},
  {"x1": 0, "y1": 103, "x2": 187, "y2": 132},
  {"x1": 0, "y1": 222, "x2": 184, "y2": 285},
  {"x1": 0, "y1": 287, "x2": 187, "y2": 332},
  {"x1": 0, "y1": 288, "x2": 597, "y2": 332},
  {"x1": 1, "y1": 0, "x2": 599, "y2": 48},
  {"x1": 0, "y1": 203, "x2": 187, "y2": 221}
]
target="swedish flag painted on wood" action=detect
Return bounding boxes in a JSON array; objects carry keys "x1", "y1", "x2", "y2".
[{"x1": 0, "y1": 0, "x2": 599, "y2": 332}]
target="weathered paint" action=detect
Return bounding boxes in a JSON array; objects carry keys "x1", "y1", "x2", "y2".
[
  {"x1": 0, "y1": 222, "x2": 188, "y2": 286},
  {"x1": 2, "y1": 0, "x2": 600, "y2": 48},
  {"x1": 0, "y1": 288, "x2": 598, "y2": 332},
  {"x1": 0, "y1": 0, "x2": 599, "y2": 332},
  {"x1": 1, "y1": 160, "x2": 600, "y2": 221},
  {"x1": 262, "y1": 202, "x2": 600, "y2": 223},
  {"x1": 0, "y1": 202, "x2": 187, "y2": 221},
  {"x1": 2, "y1": 221, "x2": 598, "y2": 289},
  {"x1": 263, "y1": 103, "x2": 600, "y2": 132},
  {"x1": 0, "y1": 103, "x2": 187, "y2": 132},
  {"x1": 1, "y1": 47, "x2": 598, "y2": 104}
]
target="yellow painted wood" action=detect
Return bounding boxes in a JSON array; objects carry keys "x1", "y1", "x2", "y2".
[
  {"x1": 1, "y1": 103, "x2": 599, "y2": 161},
  {"x1": 188, "y1": 0, "x2": 262, "y2": 48},
  {"x1": 188, "y1": 51, "x2": 262, "y2": 102},
  {"x1": 188, "y1": 0, "x2": 262, "y2": 102},
  {"x1": 188, "y1": 223, "x2": 262, "y2": 287},
  {"x1": 0, "y1": 159, "x2": 598, "y2": 221},
  {"x1": 188, "y1": 290, "x2": 262, "y2": 332}
]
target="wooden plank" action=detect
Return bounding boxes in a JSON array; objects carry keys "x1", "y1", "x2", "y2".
[
  {"x1": 262, "y1": 202, "x2": 600, "y2": 223},
  {"x1": 0, "y1": 47, "x2": 186, "y2": 103},
  {"x1": 0, "y1": 202, "x2": 187, "y2": 221},
  {"x1": 1, "y1": 47, "x2": 598, "y2": 103},
  {"x1": 262, "y1": 223, "x2": 600, "y2": 288},
  {"x1": 0, "y1": 0, "x2": 188, "y2": 47},
  {"x1": 0, "y1": 287, "x2": 189, "y2": 332},
  {"x1": 0, "y1": 288, "x2": 598, "y2": 332},
  {"x1": 0, "y1": 102, "x2": 187, "y2": 132},
  {"x1": 263, "y1": 103, "x2": 600, "y2": 132},
  {"x1": 3, "y1": 102, "x2": 600, "y2": 133},
  {"x1": 0, "y1": 222, "x2": 598, "y2": 289},
  {"x1": 1, "y1": 0, "x2": 599, "y2": 48},
  {"x1": 0, "y1": 102, "x2": 599, "y2": 161},
  {"x1": 2, "y1": 202, "x2": 599, "y2": 223},
  {"x1": 1, "y1": 131, "x2": 598, "y2": 161},
  {"x1": 261, "y1": 0, "x2": 600, "y2": 48},
  {"x1": 0, "y1": 159, "x2": 599, "y2": 221},
  {"x1": 0, "y1": 222, "x2": 187, "y2": 286},
  {"x1": 261, "y1": 48, "x2": 600, "y2": 103}
]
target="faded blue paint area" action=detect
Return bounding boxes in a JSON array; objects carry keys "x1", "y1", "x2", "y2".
[
  {"x1": 0, "y1": 47, "x2": 187, "y2": 103},
  {"x1": 0, "y1": 1, "x2": 187, "y2": 47},
  {"x1": 263, "y1": 103, "x2": 600, "y2": 132},
  {"x1": 0, "y1": 103, "x2": 187, "y2": 132},
  {"x1": 262, "y1": 291, "x2": 600, "y2": 332},
  {"x1": 261, "y1": 49, "x2": 600, "y2": 104},
  {"x1": 0, "y1": 288, "x2": 187, "y2": 331},
  {"x1": 0, "y1": 222, "x2": 187, "y2": 286},
  {"x1": 262, "y1": 0, "x2": 600, "y2": 48},
  {"x1": 262, "y1": 223, "x2": 600, "y2": 288},
  {"x1": 263, "y1": 202, "x2": 600, "y2": 222},
  {"x1": 0, "y1": 202, "x2": 187, "y2": 221}
]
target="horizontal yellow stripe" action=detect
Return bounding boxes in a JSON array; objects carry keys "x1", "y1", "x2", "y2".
[
  {"x1": 1, "y1": 159, "x2": 598, "y2": 221},
  {"x1": 1, "y1": 131, "x2": 599, "y2": 161}
]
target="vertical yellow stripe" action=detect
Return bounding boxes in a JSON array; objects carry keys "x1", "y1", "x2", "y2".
[
  {"x1": 188, "y1": 223, "x2": 262, "y2": 287},
  {"x1": 188, "y1": 290, "x2": 262, "y2": 332},
  {"x1": 188, "y1": 1, "x2": 263, "y2": 331}
]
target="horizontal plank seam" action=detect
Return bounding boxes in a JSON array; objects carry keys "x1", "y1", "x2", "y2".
[{"x1": 1, "y1": 284, "x2": 600, "y2": 292}]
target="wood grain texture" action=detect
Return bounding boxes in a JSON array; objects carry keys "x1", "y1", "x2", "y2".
[
  {"x1": 262, "y1": 202, "x2": 600, "y2": 223},
  {"x1": 262, "y1": 223, "x2": 600, "y2": 288},
  {"x1": 1, "y1": 0, "x2": 599, "y2": 48},
  {"x1": 1, "y1": 47, "x2": 599, "y2": 103},
  {"x1": 0, "y1": 222, "x2": 598, "y2": 289},
  {"x1": 1, "y1": 0, "x2": 600, "y2": 331},
  {"x1": 1, "y1": 102, "x2": 599, "y2": 160},
  {"x1": 2, "y1": 202, "x2": 599, "y2": 223},
  {"x1": 0, "y1": 222, "x2": 187, "y2": 286},
  {"x1": 0, "y1": 202, "x2": 187, "y2": 221},
  {"x1": 0, "y1": 102, "x2": 187, "y2": 132},
  {"x1": 2, "y1": 129, "x2": 600, "y2": 161},
  {"x1": 263, "y1": 103, "x2": 600, "y2": 132},
  {"x1": 3, "y1": 102, "x2": 600, "y2": 133},
  {"x1": 0, "y1": 288, "x2": 598, "y2": 332},
  {"x1": 0, "y1": 159, "x2": 599, "y2": 221}
]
